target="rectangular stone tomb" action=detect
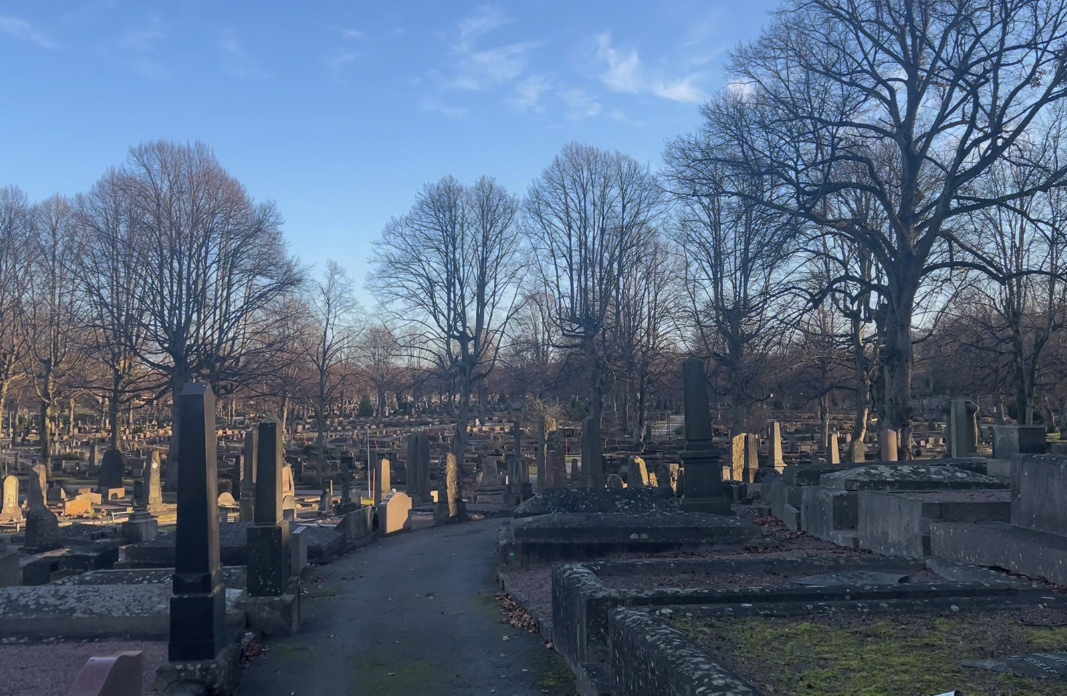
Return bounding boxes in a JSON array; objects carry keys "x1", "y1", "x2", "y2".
[
  {"x1": 499, "y1": 511, "x2": 759, "y2": 565},
  {"x1": 551, "y1": 554, "x2": 1041, "y2": 693}
]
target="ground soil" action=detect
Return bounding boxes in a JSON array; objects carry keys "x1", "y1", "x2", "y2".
[{"x1": 0, "y1": 640, "x2": 166, "y2": 696}]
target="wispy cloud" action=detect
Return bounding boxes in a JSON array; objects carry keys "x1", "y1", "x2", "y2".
[
  {"x1": 219, "y1": 28, "x2": 267, "y2": 79},
  {"x1": 119, "y1": 16, "x2": 168, "y2": 79},
  {"x1": 509, "y1": 75, "x2": 552, "y2": 113},
  {"x1": 324, "y1": 49, "x2": 359, "y2": 74},
  {"x1": 422, "y1": 97, "x2": 466, "y2": 120},
  {"x1": 559, "y1": 88, "x2": 601, "y2": 120},
  {"x1": 593, "y1": 32, "x2": 703, "y2": 103},
  {"x1": 437, "y1": 7, "x2": 540, "y2": 92},
  {"x1": 0, "y1": 15, "x2": 56, "y2": 49}
]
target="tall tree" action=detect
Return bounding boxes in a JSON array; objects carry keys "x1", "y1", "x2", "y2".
[
  {"x1": 118, "y1": 140, "x2": 302, "y2": 476},
  {"x1": 356, "y1": 323, "x2": 400, "y2": 417},
  {"x1": 700, "y1": 0, "x2": 1067, "y2": 452},
  {"x1": 26, "y1": 195, "x2": 83, "y2": 460},
  {"x1": 524, "y1": 143, "x2": 661, "y2": 485},
  {"x1": 0, "y1": 187, "x2": 30, "y2": 450},
  {"x1": 371, "y1": 175, "x2": 522, "y2": 463}
]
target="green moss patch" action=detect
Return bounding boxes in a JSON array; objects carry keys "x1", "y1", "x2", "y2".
[
  {"x1": 673, "y1": 610, "x2": 1067, "y2": 695},
  {"x1": 348, "y1": 655, "x2": 437, "y2": 696}
]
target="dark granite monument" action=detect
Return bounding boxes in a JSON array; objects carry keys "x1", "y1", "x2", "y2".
[
  {"x1": 679, "y1": 357, "x2": 731, "y2": 515},
  {"x1": 168, "y1": 382, "x2": 227, "y2": 661},
  {"x1": 247, "y1": 418, "x2": 289, "y2": 597}
]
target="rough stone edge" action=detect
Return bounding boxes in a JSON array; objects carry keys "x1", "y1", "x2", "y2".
[
  {"x1": 496, "y1": 569, "x2": 552, "y2": 642},
  {"x1": 608, "y1": 607, "x2": 760, "y2": 696},
  {"x1": 155, "y1": 631, "x2": 252, "y2": 696}
]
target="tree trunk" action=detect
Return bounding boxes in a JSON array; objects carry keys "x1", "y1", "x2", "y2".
[
  {"x1": 453, "y1": 369, "x2": 472, "y2": 463},
  {"x1": 166, "y1": 368, "x2": 190, "y2": 491},
  {"x1": 880, "y1": 291, "x2": 915, "y2": 459}
]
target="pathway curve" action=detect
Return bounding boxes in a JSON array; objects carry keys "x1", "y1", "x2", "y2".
[{"x1": 239, "y1": 518, "x2": 574, "y2": 696}]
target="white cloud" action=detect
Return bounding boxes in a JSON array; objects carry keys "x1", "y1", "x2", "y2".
[
  {"x1": 437, "y1": 7, "x2": 539, "y2": 91},
  {"x1": 422, "y1": 97, "x2": 466, "y2": 120},
  {"x1": 593, "y1": 32, "x2": 704, "y2": 103},
  {"x1": 0, "y1": 15, "x2": 55, "y2": 49},
  {"x1": 509, "y1": 75, "x2": 552, "y2": 112},
  {"x1": 342, "y1": 28, "x2": 367, "y2": 41},
  {"x1": 219, "y1": 28, "x2": 267, "y2": 79},
  {"x1": 118, "y1": 16, "x2": 168, "y2": 79},
  {"x1": 324, "y1": 50, "x2": 359, "y2": 73},
  {"x1": 559, "y1": 88, "x2": 602, "y2": 120},
  {"x1": 458, "y1": 6, "x2": 509, "y2": 42}
]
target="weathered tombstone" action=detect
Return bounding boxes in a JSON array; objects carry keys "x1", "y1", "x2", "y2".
[
  {"x1": 992, "y1": 424, "x2": 1046, "y2": 459},
  {"x1": 770, "y1": 421, "x2": 785, "y2": 468},
  {"x1": 168, "y1": 383, "x2": 226, "y2": 661},
  {"x1": 535, "y1": 414, "x2": 549, "y2": 493},
  {"x1": 88, "y1": 442, "x2": 98, "y2": 469},
  {"x1": 218, "y1": 492, "x2": 237, "y2": 508},
  {"x1": 744, "y1": 433, "x2": 759, "y2": 483},
  {"x1": 66, "y1": 651, "x2": 143, "y2": 696},
  {"x1": 378, "y1": 491, "x2": 412, "y2": 534},
  {"x1": 0, "y1": 475, "x2": 22, "y2": 525},
  {"x1": 679, "y1": 357, "x2": 731, "y2": 514},
  {"x1": 605, "y1": 473, "x2": 624, "y2": 489},
  {"x1": 827, "y1": 433, "x2": 841, "y2": 465},
  {"x1": 627, "y1": 456, "x2": 649, "y2": 488},
  {"x1": 98, "y1": 449, "x2": 125, "y2": 495},
  {"x1": 851, "y1": 439, "x2": 866, "y2": 463},
  {"x1": 474, "y1": 457, "x2": 506, "y2": 509},
  {"x1": 730, "y1": 434, "x2": 745, "y2": 482},
  {"x1": 581, "y1": 416, "x2": 604, "y2": 488},
  {"x1": 240, "y1": 429, "x2": 258, "y2": 522},
  {"x1": 231, "y1": 454, "x2": 243, "y2": 502},
  {"x1": 879, "y1": 429, "x2": 899, "y2": 462},
  {"x1": 247, "y1": 418, "x2": 289, "y2": 597},
  {"x1": 950, "y1": 398, "x2": 980, "y2": 458},
  {"x1": 374, "y1": 456, "x2": 391, "y2": 504},
  {"x1": 281, "y1": 464, "x2": 296, "y2": 521},
  {"x1": 24, "y1": 506, "x2": 59, "y2": 551},
  {"x1": 290, "y1": 525, "x2": 308, "y2": 576},
  {"x1": 545, "y1": 449, "x2": 566, "y2": 488},
  {"x1": 28, "y1": 463, "x2": 47, "y2": 510},
  {"x1": 145, "y1": 450, "x2": 164, "y2": 513},
  {"x1": 433, "y1": 453, "x2": 466, "y2": 523}
]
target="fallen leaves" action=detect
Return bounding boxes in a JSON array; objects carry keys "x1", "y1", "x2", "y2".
[{"x1": 496, "y1": 592, "x2": 538, "y2": 633}]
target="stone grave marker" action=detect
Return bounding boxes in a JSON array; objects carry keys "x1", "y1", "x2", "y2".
[
  {"x1": 0, "y1": 475, "x2": 22, "y2": 525},
  {"x1": 247, "y1": 417, "x2": 289, "y2": 597},
  {"x1": 679, "y1": 357, "x2": 731, "y2": 514},
  {"x1": 950, "y1": 398, "x2": 980, "y2": 458},
  {"x1": 879, "y1": 429, "x2": 898, "y2": 462},
  {"x1": 770, "y1": 421, "x2": 785, "y2": 468},
  {"x1": 25, "y1": 506, "x2": 59, "y2": 551},
  {"x1": 28, "y1": 463, "x2": 47, "y2": 510}
]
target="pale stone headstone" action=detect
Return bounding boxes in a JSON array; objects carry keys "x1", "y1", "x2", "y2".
[
  {"x1": 433, "y1": 453, "x2": 465, "y2": 522},
  {"x1": 0, "y1": 476, "x2": 22, "y2": 525},
  {"x1": 378, "y1": 491, "x2": 412, "y2": 534},
  {"x1": 950, "y1": 398, "x2": 980, "y2": 458},
  {"x1": 744, "y1": 434, "x2": 760, "y2": 483},
  {"x1": 145, "y1": 450, "x2": 164, "y2": 513},
  {"x1": 281, "y1": 463, "x2": 296, "y2": 521},
  {"x1": 828, "y1": 433, "x2": 841, "y2": 465},
  {"x1": 879, "y1": 429, "x2": 898, "y2": 462},
  {"x1": 627, "y1": 456, "x2": 649, "y2": 487},
  {"x1": 730, "y1": 434, "x2": 745, "y2": 482},
  {"x1": 770, "y1": 421, "x2": 785, "y2": 468},
  {"x1": 240, "y1": 429, "x2": 258, "y2": 522},
  {"x1": 851, "y1": 439, "x2": 866, "y2": 463}
]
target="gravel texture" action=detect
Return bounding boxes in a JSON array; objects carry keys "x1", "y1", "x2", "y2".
[{"x1": 0, "y1": 640, "x2": 166, "y2": 696}]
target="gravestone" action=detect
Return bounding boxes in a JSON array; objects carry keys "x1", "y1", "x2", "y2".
[
  {"x1": 98, "y1": 449, "x2": 125, "y2": 493},
  {"x1": 744, "y1": 434, "x2": 759, "y2": 482},
  {"x1": 730, "y1": 434, "x2": 745, "y2": 482},
  {"x1": 28, "y1": 464, "x2": 47, "y2": 510},
  {"x1": 144, "y1": 451, "x2": 164, "y2": 513},
  {"x1": 24, "y1": 506, "x2": 59, "y2": 551},
  {"x1": 240, "y1": 429, "x2": 258, "y2": 523},
  {"x1": 168, "y1": 383, "x2": 226, "y2": 662},
  {"x1": 535, "y1": 414, "x2": 549, "y2": 493},
  {"x1": 247, "y1": 418, "x2": 289, "y2": 597},
  {"x1": 992, "y1": 425, "x2": 1046, "y2": 459},
  {"x1": 851, "y1": 439, "x2": 866, "y2": 463},
  {"x1": 605, "y1": 473, "x2": 624, "y2": 489},
  {"x1": 545, "y1": 449, "x2": 566, "y2": 488},
  {"x1": 770, "y1": 421, "x2": 785, "y2": 468},
  {"x1": 581, "y1": 416, "x2": 604, "y2": 488},
  {"x1": 374, "y1": 456, "x2": 391, "y2": 505},
  {"x1": 827, "y1": 433, "x2": 841, "y2": 464},
  {"x1": 950, "y1": 398, "x2": 980, "y2": 458},
  {"x1": 433, "y1": 453, "x2": 466, "y2": 523},
  {"x1": 88, "y1": 442, "x2": 98, "y2": 470},
  {"x1": 0, "y1": 475, "x2": 21, "y2": 525},
  {"x1": 231, "y1": 455, "x2": 243, "y2": 501},
  {"x1": 879, "y1": 429, "x2": 898, "y2": 462},
  {"x1": 281, "y1": 464, "x2": 296, "y2": 521},
  {"x1": 378, "y1": 491, "x2": 412, "y2": 534},
  {"x1": 679, "y1": 357, "x2": 731, "y2": 514},
  {"x1": 406, "y1": 433, "x2": 432, "y2": 504},
  {"x1": 474, "y1": 457, "x2": 506, "y2": 509},
  {"x1": 627, "y1": 456, "x2": 649, "y2": 488}
]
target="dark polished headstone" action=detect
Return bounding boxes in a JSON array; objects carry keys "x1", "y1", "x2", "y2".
[
  {"x1": 169, "y1": 382, "x2": 227, "y2": 662},
  {"x1": 679, "y1": 357, "x2": 731, "y2": 515},
  {"x1": 248, "y1": 418, "x2": 289, "y2": 597}
]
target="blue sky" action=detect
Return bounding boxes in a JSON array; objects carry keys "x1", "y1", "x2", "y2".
[{"x1": 0, "y1": 1, "x2": 780, "y2": 300}]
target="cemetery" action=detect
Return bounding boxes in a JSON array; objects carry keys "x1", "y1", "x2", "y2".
[{"x1": 9, "y1": 1, "x2": 1067, "y2": 695}]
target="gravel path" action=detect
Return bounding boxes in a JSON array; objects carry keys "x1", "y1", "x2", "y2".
[{"x1": 0, "y1": 640, "x2": 166, "y2": 696}]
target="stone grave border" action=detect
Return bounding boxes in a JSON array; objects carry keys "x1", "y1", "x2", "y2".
[{"x1": 553, "y1": 555, "x2": 1046, "y2": 696}]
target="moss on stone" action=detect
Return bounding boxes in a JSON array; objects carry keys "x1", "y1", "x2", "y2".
[
  {"x1": 348, "y1": 655, "x2": 437, "y2": 695},
  {"x1": 674, "y1": 611, "x2": 1067, "y2": 695}
]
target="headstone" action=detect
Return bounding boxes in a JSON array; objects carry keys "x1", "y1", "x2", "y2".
[
  {"x1": 744, "y1": 434, "x2": 759, "y2": 483},
  {"x1": 770, "y1": 421, "x2": 785, "y2": 468},
  {"x1": 535, "y1": 415, "x2": 549, "y2": 493},
  {"x1": 374, "y1": 456, "x2": 391, "y2": 504},
  {"x1": 627, "y1": 456, "x2": 649, "y2": 487},
  {"x1": 290, "y1": 526, "x2": 308, "y2": 576},
  {"x1": 217, "y1": 492, "x2": 237, "y2": 508},
  {"x1": 879, "y1": 429, "x2": 898, "y2": 462},
  {"x1": 144, "y1": 451, "x2": 164, "y2": 513},
  {"x1": 28, "y1": 464, "x2": 47, "y2": 510},
  {"x1": 240, "y1": 429, "x2": 258, "y2": 522},
  {"x1": 475, "y1": 457, "x2": 507, "y2": 510},
  {"x1": 433, "y1": 453, "x2": 466, "y2": 523},
  {"x1": 950, "y1": 398, "x2": 979, "y2": 458},
  {"x1": 679, "y1": 357, "x2": 731, "y2": 514},
  {"x1": 545, "y1": 450, "x2": 566, "y2": 488},
  {"x1": 992, "y1": 425, "x2": 1046, "y2": 459},
  {"x1": 827, "y1": 433, "x2": 841, "y2": 465},
  {"x1": 231, "y1": 455, "x2": 242, "y2": 501},
  {"x1": 88, "y1": 442, "x2": 98, "y2": 469},
  {"x1": 168, "y1": 383, "x2": 226, "y2": 662},
  {"x1": 605, "y1": 473, "x2": 624, "y2": 489},
  {"x1": 247, "y1": 417, "x2": 289, "y2": 597},
  {"x1": 730, "y1": 434, "x2": 745, "y2": 482},
  {"x1": 24, "y1": 506, "x2": 59, "y2": 551},
  {"x1": 378, "y1": 491, "x2": 412, "y2": 534},
  {"x1": 851, "y1": 439, "x2": 866, "y2": 463},
  {"x1": 97, "y1": 449, "x2": 125, "y2": 493},
  {"x1": 281, "y1": 464, "x2": 296, "y2": 521},
  {"x1": 581, "y1": 416, "x2": 604, "y2": 488},
  {"x1": 0, "y1": 475, "x2": 22, "y2": 525},
  {"x1": 405, "y1": 433, "x2": 432, "y2": 503}
]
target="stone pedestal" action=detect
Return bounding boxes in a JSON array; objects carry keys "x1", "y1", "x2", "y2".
[
  {"x1": 122, "y1": 511, "x2": 159, "y2": 543},
  {"x1": 247, "y1": 524, "x2": 290, "y2": 596}
]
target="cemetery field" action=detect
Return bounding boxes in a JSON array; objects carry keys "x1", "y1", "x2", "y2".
[{"x1": 670, "y1": 608, "x2": 1067, "y2": 696}]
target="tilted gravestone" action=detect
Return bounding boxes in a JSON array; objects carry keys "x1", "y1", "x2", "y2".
[
  {"x1": 25, "y1": 506, "x2": 59, "y2": 551},
  {"x1": 247, "y1": 418, "x2": 289, "y2": 597},
  {"x1": 97, "y1": 449, "x2": 125, "y2": 494},
  {"x1": 679, "y1": 357, "x2": 731, "y2": 515},
  {"x1": 168, "y1": 383, "x2": 226, "y2": 661}
]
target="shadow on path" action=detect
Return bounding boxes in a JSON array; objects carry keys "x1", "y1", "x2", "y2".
[{"x1": 239, "y1": 518, "x2": 575, "y2": 696}]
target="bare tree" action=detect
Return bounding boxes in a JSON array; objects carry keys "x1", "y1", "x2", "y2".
[
  {"x1": 356, "y1": 323, "x2": 400, "y2": 417},
  {"x1": 303, "y1": 260, "x2": 360, "y2": 477},
  {"x1": 663, "y1": 155, "x2": 797, "y2": 433},
  {"x1": 26, "y1": 195, "x2": 84, "y2": 460},
  {"x1": 524, "y1": 143, "x2": 661, "y2": 485},
  {"x1": 0, "y1": 187, "x2": 30, "y2": 450},
  {"x1": 371, "y1": 175, "x2": 522, "y2": 463},
  {"x1": 702, "y1": 0, "x2": 1067, "y2": 451},
  {"x1": 117, "y1": 140, "x2": 302, "y2": 476}
]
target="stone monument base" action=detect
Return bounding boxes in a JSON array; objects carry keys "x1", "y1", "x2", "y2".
[
  {"x1": 155, "y1": 633, "x2": 245, "y2": 696},
  {"x1": 122, "y1": 512, "x2": 159, "y2": 543},
  {"x1": 236, "y1": 592, "x2": 300, "y2": 637}
]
